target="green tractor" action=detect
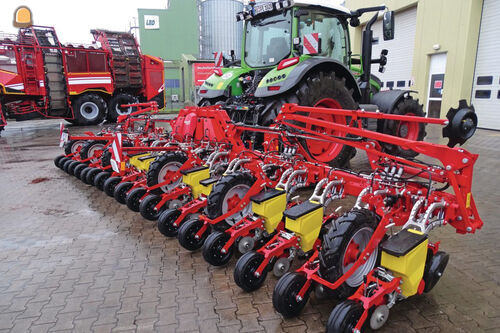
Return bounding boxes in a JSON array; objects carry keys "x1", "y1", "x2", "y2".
[{"x1": 197, "y1": 0, "x2": 425, "y2": 167}]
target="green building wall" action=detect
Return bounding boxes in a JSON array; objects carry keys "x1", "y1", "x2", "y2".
[{"x1": 138, "y1": 0, "x2": 200, "y2": 107}]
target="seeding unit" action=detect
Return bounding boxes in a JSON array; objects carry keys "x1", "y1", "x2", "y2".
[{"x1": 55, "y1": 97, "x2": 481, "y2": 332}]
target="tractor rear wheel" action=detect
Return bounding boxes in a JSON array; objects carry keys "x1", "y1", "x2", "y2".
[
  {"x1": 318, "y1": 208, "x2": 379, "y2": 299},
  {"x1": 107, "y1": 93, "x2": 138, "y2": 122},
  {"x1": 71, "y1": 93, "x2": 107, "y2": 125},
  {"x1": 382, "y1": 96, "x2": 426, "y2": 158},
  {"x1": 146, "y1": 152, "x2": 187, "y2": 195},
  {"x1": 206, "y1": 172, "x2": 254, "y2": 231},
  {"x1": 259, "y1": 71, "x2": 356, "y2": 167}
]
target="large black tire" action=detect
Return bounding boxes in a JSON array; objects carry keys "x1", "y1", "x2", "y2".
[
  {"x1": 107, "y1": 93, "x2": 138, "y2": 122},
  {"x1": 64, "y1": 139, "x2": 87, "y2": 156},
  {"x1": 206, "y1": 172, "x2": 254, "y2": 231},
  {"x1": 177, "y1": 218, "x2": 209, "y2": 251},
  {"x1": 382, "y1": 96, "x2": 426, "y2": 158},
  {"x1": 146, "y1": 152, "x2": 187, "y2": 195},
  {"x1": 273, "y1": 272, "x2": 311, "y2": 318},
  {"x1": 54, "y1": 155, "x2": 65, "y2": 168},
  {"x1": 68, "y1": 161, "x2": 82, "y2": 176},
  {"x1": 79, "y1": 140, "x2": 107, "y2": 163},
  {"x1": 126, "y1": 187, "x2": 147, "y2": 212},
  {"x1": 326, "y1": 300, "x2": 364, "y2": 333},
  {"x1": 259, "y1": 71, "x2": 357, "y2": 167},
  {"x1": 57, "y1": 156, "x2": 71, "y2": 169},
  {"x1": 114, "y1": 181, "x2": 133, "y2": 204},
  {"x1": 157, "y1": 208, "x2": 182, "y2": 237},
  {"x1": 85, "y1": 168, "x2": 102, "y2": 185},
  {"x1": 73, "y1": 163, "x2": 87, "y2": 179},
  {"x1": 104, "y1": 177, "x2": 122, "y2": 197},
  {"x1": 139, "y1": 194, "x2": 164, "y2": 221},
  {"x1": 100, "y1": 149, "x2": 112, "y2": 168},
  {"x1": 202, "y1": 231, "x2": 234, "y2": 266},
  {"x1": 233, "y1": 251, "x2": 268, "y2": 292},
  {"x1": 62, "y1": 159, "x2": 74, "y2": 174},
  {"x1": 94, "y1": 171, "x2": 111, "y2": 191},
  {"x1": 318, "y1": 208, "x2": 379, "y2": 299},
  {"x1": 71, "y1": 93, "x2": 107, "y2": 125}
]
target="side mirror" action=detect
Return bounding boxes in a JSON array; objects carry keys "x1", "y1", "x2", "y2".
[{"x1": 382, "y1": 11, "x2": 394, "y2": 41}]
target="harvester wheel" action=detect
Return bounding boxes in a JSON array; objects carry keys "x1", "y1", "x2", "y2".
[
  {"x1": 260, "y1": 71, "x2": 356, "y2": 167},
  {"x1": 107, "y1": 93, "x2": 138, "y2": 122},
  {"x1": 64, "y1": 140, "x2": 86, "y2": 156},
  {"x1": 326, "y1": 300, "x2": 364, "y2": 333},
  {"x1": 177, "y1": 218, "x2": 209, "y2": 251},
  {"x1": 114, "y1": 181, "x2": 133, "y2": 204},
  {"x1": 104, "y1": 177, "x2": 122, "y2": 197},
  {"x1": 79, "y1": 140, "x2": 107, "y2": 164},
  {"x1": 318, "y1": 208, "x2": 379, "y2": 299},
  {"x1": 233, "y1": 251, "x2": 268, "y2": 292},
  {"x1": 206, "y1": 172, "x2": 254, "y2": 230},
  {"x1": 202, "y1": 231, "x2": 234, "y2": 266},
  {"x1": 94, "y1": 171, "x2": 111, "y2": 191},
  {"x1": 273, "y1": 272, "x2": 310, "y2": 317},
  {"x1": 139, "y1": 194, "x2": 164, "y2": 221},
  {"x1": 382, "y1": 96, "x2": 426, "y2": 158},
  {"x1": 146, "y1": 152, "x2": 187, "y2": 195},
  {"x1": 126, "y1": 187, "x2": 147, "y2": 212},
  {"x1": 85, "y1": 168, "x2": 102, "y2": 185},
  {"x1": 157, "y1": 209, "x2": 182, "y2": 237},
  {"x1": 73, "y1": 164, "x2": 87, "y2": 179},
  {"x1": 72, "y1": 93, "x2": 107, "y2": 125}
]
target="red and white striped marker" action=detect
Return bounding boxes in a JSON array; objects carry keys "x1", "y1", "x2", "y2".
[
  {"x1": 214, "y1": 51, "x2": 224, "y2": 68},
  {"x1": 59, "y1": 122, "x2": 68, "y2": 147},
  {"x1": 110, "y1": 133, "x2": 122, "y2": 173},
  {"x1": 303, "y1": 33, "x2": 320, "y2": 55}
]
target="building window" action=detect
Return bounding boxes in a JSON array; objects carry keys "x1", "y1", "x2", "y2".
[
  {"x1": 477, "y1": 76, "x2": 493, "y2": 85},
  {"x1": 380, "y1": 82, "x2": 384, "y2": 88},
  {"x1": 497, "y1": 90, "x2": 500, "y2": 99},
  {"x1": 397, "y1": 80, "x2": 405, "y2": 87},
  {"x1": 408, "y1": 80, "x2": 412, "y2": 87},
  {"x1": 475, "y1": 90, "x2": 491, "y2": 99},
  {"x1": 386, "y1": 81, "x2": 394, "y2": 88}
]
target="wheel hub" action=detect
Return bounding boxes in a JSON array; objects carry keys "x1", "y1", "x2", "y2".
[{"x1": 80, "y1": 102, "x2": 99, "y2": 120}]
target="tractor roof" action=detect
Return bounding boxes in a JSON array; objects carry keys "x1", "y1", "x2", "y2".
[{"x1": 292, "y1": 0, "x2": 351, "y2": 15}]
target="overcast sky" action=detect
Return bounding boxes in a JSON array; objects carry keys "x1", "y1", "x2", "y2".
[{"x1": 0, "y1": 0, "x2": 168, "y2": 44}]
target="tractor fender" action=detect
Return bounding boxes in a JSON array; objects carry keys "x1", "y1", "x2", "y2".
[
  {"x1": 371, "y1": 89, "x2": 416, "y2": 114},
  {"x1": 254, "y1": 58, "x2": 361, "y2": 101},
  {"x1": 371, "y1": 89, "x2": 417, "y2": 132}
]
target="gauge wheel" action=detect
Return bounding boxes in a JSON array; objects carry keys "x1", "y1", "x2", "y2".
[
  {"x1": 202, "y1": 231, "x2": 234, "y2": 266},
  {"x1": 233, "y1": 251, "x2": 268, "y2": 292}
]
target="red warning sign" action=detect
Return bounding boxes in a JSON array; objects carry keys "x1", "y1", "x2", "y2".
[{"x1": 434, "y1": 80, "x2": 443, "y2": 89}]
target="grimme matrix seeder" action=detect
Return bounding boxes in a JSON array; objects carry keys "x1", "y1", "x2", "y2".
[{"x1": 54, "y1": 96, "x2": 481, "y2": 332}]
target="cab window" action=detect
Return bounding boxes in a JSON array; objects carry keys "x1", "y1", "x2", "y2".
[{"x1": 299, "y1": 10, "x2": 348, "y2": 64}]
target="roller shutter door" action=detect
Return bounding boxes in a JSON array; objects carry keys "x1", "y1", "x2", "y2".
[
  {"x1": 471, "y1": 0, "x2": 500, "y2": 130},
  {"x1": 370, "y1": 6, "x2": 417, "y2": 91}
]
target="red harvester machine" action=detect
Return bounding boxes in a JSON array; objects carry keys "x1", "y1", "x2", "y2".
[{"x1": 0, "y1": 25, "x2": 164, "y2": 133}]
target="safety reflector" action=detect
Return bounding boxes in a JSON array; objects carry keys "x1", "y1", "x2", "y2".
[{"x1": 303, "y1": 33, "x2": 320, "y2": 55}]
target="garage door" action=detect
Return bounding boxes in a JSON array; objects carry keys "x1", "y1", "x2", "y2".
[
  {"x1": 370, "y1": 6, "x2": 417, "y2": 91},
  {"x1": 471, "y1": 0, "x2": 500, "y2": 130}
]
